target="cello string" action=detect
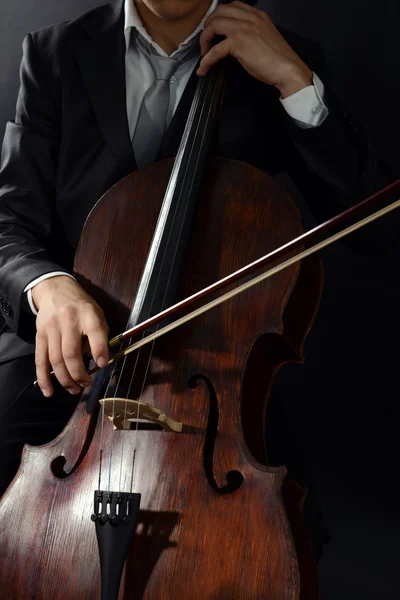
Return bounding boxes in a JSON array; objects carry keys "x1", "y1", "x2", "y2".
[
  {"x1": 99, "y1": 265, "x2": 160, "y2": 490},
  {"x1": 106, "y1": 335, "x2": 145, "y2": 492},
  {"x1": 117, "y1": 343, "x2": 141, "y2": 492},
  {"x1": 103, "y1": 79, "x2": 209, "y2": 489},
  {"x1": 103, "y1": 197, "x2": 400, "y2": 364},
  {"x1": 118, "y1": 67, "x2": 219, "y2": 491},
  {"x1": 105, "y1": 326, "x2": 151, "y2": 492},
  {"x1": 97, "y1": 340, "x2": 124, "y2": 492}
]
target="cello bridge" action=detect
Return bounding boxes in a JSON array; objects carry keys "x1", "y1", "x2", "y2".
[{"x1": 99, "y1": 398, "x2": 183, "y2": 433}]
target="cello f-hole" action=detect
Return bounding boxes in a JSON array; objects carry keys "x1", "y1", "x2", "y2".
[{"x1": 188, "y1": 373, "x2": 244, "y2": 494}]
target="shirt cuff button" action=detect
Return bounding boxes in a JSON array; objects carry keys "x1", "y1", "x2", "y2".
[{"x1": 311, "y1": 106, "x2": 319, "y2": 114}]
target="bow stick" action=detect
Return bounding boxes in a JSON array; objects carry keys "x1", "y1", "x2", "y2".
[{"x1": 34, "y1": 177, "x2": 400, "y2": 386}]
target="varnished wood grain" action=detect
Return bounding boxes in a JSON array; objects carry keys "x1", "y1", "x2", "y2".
[{"x1": 0, "y1": 157, "x2": 321, "y2": 599}]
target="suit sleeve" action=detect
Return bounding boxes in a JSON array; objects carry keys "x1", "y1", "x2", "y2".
[
  {"x1": 281, "y1": 40, "x2": 399, "y2": 254},
  {"x1": 0, "y1": 33, "x2": 71, "y2": 341}
]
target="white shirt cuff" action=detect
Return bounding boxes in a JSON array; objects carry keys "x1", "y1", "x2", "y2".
[
  {"x1": 280, "y1": 72, "x2": 329, "y2": 129},
  {"x1": 24, "y1": 272, "x2": 76, "y2": 316}
]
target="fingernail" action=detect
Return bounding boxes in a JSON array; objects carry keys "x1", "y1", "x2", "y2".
[
  {"x1": 96, "y1": 356, "x2": 108, "y2": 368},
  {"x1": 41, "y1": 389, "x2": 51, "y2": 398},
  {"x1": 67, "y1": 387, "x2": 81, "y2": 395}
]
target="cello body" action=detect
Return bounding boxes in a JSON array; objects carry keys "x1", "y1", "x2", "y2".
[{"x1": 0, "y1": 157, "x2": 322, "y2": 599}]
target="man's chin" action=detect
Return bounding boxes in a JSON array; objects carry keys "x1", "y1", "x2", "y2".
[{"x1": 138, "y1": 0, "x2": 210, "y2": 22}]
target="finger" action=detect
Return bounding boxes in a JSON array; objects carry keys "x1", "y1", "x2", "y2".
[
  {"x1": 48, "y1": 329, "x2": 81, "y2": 394},
  {"x1": 35, "y1": 332, "x2": 53, "y2": 398},
  {"x1": 61, "y1": 320, "x2": 91, "y2": 388},
  {"x1": 197, "y1": 38, "x2": 233, "y2": 76},
  {"x1": 200, "y1": 17, "x2": 245, "y2": 57},
  {"x1": 83, "y1": 310, "x2": 109, "y2": 369}
]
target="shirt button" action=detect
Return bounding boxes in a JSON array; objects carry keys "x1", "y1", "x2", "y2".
[
  {"x1": 170, "y1": 76, "x2": 177, "y2": 84},
  {"x1": 311, "y1": 105, "x2": 319, "y2": 114}
]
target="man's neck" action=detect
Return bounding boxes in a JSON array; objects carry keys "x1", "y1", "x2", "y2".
[{"x1": 135, "y1": 0, "x2": 212, "y2": 55}]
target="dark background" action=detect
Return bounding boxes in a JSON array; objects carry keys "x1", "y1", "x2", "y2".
[{"x1": 0, "y1": 0, "x2": 399, "y2": 597}]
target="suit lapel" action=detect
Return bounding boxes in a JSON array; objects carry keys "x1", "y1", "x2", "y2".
[{"x1": 75, "y1": 0, "x2": 136, "y2": 174}]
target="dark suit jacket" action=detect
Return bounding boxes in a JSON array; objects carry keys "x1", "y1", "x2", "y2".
[{"x1": 0, "y1": 0, "x2": 394, "y2": 362}]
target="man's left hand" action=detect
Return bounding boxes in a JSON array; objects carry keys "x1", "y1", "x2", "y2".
[{"x1": 198, "y1": 1, "x2": 313, "y2": 98}]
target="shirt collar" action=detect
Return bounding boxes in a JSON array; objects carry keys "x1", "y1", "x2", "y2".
[{"x1": 124, "y1": 0, "x2": 219, "y2": 58}]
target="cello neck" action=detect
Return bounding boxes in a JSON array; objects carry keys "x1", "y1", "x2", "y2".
[{"x1": 125, "y1": 46, "x2": 227, "y2": 330}]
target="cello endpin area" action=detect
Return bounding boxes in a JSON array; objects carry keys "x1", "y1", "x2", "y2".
[{"x1": 99, "y1": 398, "x2": 183, "y2": 433}]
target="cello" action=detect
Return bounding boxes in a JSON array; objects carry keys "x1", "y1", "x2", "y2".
[{"x1": 1, "y1": 0, "x2": 399, "y2": 595}]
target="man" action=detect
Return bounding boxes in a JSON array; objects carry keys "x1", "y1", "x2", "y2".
[{"x1": 0, "y1": 0, "x2": 394, "y2": 556}]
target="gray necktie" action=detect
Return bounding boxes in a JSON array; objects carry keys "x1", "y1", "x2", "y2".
[{"x1": 132, "y1": 37, "x2": 180, "y2": 169}]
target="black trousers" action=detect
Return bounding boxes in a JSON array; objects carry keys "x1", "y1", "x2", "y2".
[{"x1": 0, "y1": 354, "x2": 330, "y2": 559}]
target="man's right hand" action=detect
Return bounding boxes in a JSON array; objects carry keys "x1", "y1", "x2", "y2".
[{"x1": 32, "y1": 275, "x2": 109, "y2": 397}]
